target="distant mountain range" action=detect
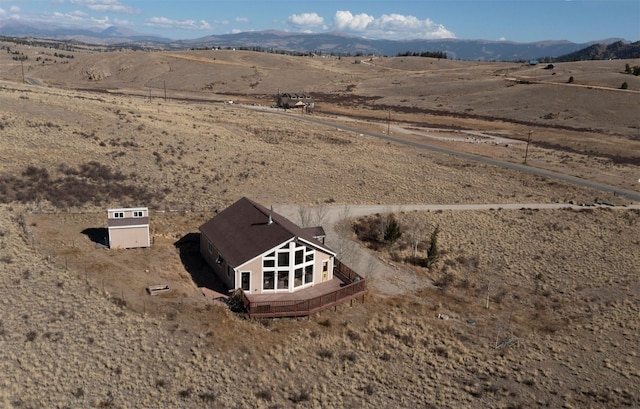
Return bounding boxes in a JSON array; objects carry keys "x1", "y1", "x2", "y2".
[
  {"x1": 0, "y1": 20, "x2": 631, "y2": 61},
  {"x1": 551, "y1": 40, "x2": 640, "y2": 62}
]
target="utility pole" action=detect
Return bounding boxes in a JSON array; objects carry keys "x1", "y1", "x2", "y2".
[
  {"x1": 164, "y1": 80, "x2": 167, "y2": 101},
  {"x1": 524, "y1": 130, "x2": 532, "y2": 164},
  {"x1": 21, "y1": 60, "x2": 25, "y2": 84},
  {"x1": 387, "y1": 110, "x2": 391, "y2": 135}
]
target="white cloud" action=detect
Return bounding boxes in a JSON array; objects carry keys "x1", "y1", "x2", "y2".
[
  {"x1": 0, "y1": 8, "x2": 5, "y2": 17},
  {"x1": 333, "y1": 10, "x2": 455, "y2": 40},
  {"x1": 113, "y1": 18, "x2": 131, "y2": 26},
  {"x1": 235, "y1": 17, "x2": 249, "y2": 23},
  {"x1": 334, "y1": 10, "x2": 374, "y2": 31},
  {"x1": 90, "y1": 15, "x2": 111, "y2": 28},
  {"x1": 288, "y1": 12, "x2": 324, "y2": 28},
  {"x1": 145, "y1": 17, "x2": 211, "y2": 31},
  {"x1": 70, "y1": 10, "x2": 88, "y2": 18},
  {"x1": 9, "y1": 5, "x2": 19, "y2": 13},
  {"x1": 499, "y1": 37, "x2": 507, "y2": 41},
  {"x1": 69, "y1": 0, "x2": 136, "y2": 14},
  {"x1": 52, "y1": 11, "x2": 88, "y2": 25}
]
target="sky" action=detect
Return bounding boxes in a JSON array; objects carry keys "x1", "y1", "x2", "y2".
[{"x1": 0, "y1": 0, "x2": 638, "y2": 43}]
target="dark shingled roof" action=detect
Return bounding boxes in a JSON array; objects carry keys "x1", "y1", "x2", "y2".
[
  {"x1": 302, "y1": 226, "x2": 326, "y2": 239},
  {"x1": 199, "y1": 197, "x2": 334, "y2": 268}
]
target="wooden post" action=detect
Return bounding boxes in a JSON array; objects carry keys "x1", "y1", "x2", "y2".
[
  {"x1": 387, "y1": 110, "x2": 391, "y2": 134},
  {"x1": 524, "y1": 131, "x2": 532, "y2": 164}
]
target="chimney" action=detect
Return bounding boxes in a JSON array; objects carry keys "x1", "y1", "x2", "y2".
[{"x1": 268, "y1": 206, "x2": 273, "y2": 225}]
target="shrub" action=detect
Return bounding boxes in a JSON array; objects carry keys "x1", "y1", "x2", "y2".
[
  {"x1": 435, "y1": 272, "x2": 455, "y2": 290},
  {"x1": 346, "y1": 329, "x2": 361, "y2": 342},
  {"x1": 383, "y1": 215, "x2": 402, "y2": 244},
  {"x1": 199, "y1": 392, "x2": 216, "y2": 402},
  {"x1": 361, "y1": 383, "x2": 375, "y2": 396},
  {"x1": 352, "y1": 215, "x2": 382, "y2": 244},
  {"x1": 317, "y1": 348, "x2": 334, "y2": 359},
  {"x1": 177, "y1": 388, "x2": 193, "y2": 399},
  {"x1": 620, "y1": 81, "x2": 628, "y2": 89},
  {"x1": 255, "y1": 389, "x2": 273, "y2": 401},
  {"x1": 340, "y1": 351, "x2": 358, "y2": 362},
  {"x1": 289, "y1": 389, "x2": 311, "y2": 403},
  {"x1": 568, "y1": 76, "x2": 574, "y2": 84}
]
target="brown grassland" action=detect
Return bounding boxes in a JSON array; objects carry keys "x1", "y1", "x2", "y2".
[{"x1": 0, "y1": 39, "x2": 639, "y2": 408}]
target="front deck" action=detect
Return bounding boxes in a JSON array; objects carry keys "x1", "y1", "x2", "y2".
[{"x1": 241, "y1": 260, "x2": 365, "y2": 318}]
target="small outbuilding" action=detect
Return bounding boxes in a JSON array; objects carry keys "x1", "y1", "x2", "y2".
[{"x1": 107, "y1": 207, "x2": 150, "y2": 249}]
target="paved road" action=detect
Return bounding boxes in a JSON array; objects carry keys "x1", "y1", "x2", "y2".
[
  {"x1": 275, "y1": 202, "x2": 639, "y2": 296},
  {"x1": 247, "y1": 106, "x2": 640, "y2": 202}
]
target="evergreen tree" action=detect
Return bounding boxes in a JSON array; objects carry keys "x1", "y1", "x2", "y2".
[
  {"x1": 383, "y1": 215, "x2": 402, "y2": 245},
  {"x1": 426, "y1": 226, "x2": 440, "y2": 267}
]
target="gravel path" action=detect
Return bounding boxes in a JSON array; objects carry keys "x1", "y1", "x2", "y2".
[{"x1": 275, "y1": 202, "x2": 640, "y2": 296}]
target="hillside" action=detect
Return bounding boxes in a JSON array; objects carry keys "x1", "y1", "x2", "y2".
[
  {"x1": 2, "y1": 39, "x2": 638, "y2": 170},
  {"x1": 0, "y1": 37, "x2": 639, "y2": 408},
  {"x1": 553, "y1": 40, "x2": 640, "y2": 62}
]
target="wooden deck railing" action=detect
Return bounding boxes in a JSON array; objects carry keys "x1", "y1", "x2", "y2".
[
  {"x1": 241, "y1": 261, "x2": 365, "y2": 318},
  {"x1": 333, "y1": 259, "x2": 361, "y2": 283}
]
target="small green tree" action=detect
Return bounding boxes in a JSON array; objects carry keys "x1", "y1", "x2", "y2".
[
  {"x1": 426, "y1": 225, "x2": 440, "y2": 268},
  {"x1": 568, "y1": 76, "x2": 574, "y2": 84},
  {"x1": 620, "y1": 81, "x2": 629, "y2": 90},
  {"x1": 383, "y1": 215, "x2": 402, "y2": 245}
]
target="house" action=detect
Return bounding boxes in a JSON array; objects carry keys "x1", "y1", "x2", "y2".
[
  {"x1": 277, "y1": 93, "x2": 314, "y2": 111},
  {"x1": 200, "y1": 197, "x2": 334, "y2": 294},
  {"x1": 199, "y1": 197, "x2": 365, "y2": 317},
  {"x1": 107, "y1": 207, "x2": 150, "y2": 249}
]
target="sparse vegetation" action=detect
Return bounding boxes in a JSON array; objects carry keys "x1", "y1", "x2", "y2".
[
  {"x1": 0, "y1": 42, "x2": 637, "y2": 409},
  {"x1": 624, "y1": 63, "x2": 640, "y2": 76},
  {"x1": 0, "y1": 162, "x2": 164, "y2": 208},
  {"x1": 397, "y1": 51, "x2": 448, "y2": 59}
]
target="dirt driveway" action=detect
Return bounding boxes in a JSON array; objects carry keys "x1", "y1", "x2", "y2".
[{"x1": 275, "y1": 202, "x2": 640, "y2": 296}]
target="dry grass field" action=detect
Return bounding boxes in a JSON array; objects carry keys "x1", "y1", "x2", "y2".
[{"x1": 0, "y1": 39, "x2": 639, "y2": 408}]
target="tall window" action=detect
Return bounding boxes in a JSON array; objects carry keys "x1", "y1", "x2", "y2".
[
  {"x1": 262, "y1": 241, "x2": 315, "y2": 291},
  {"x1": 263, "y1": 271, "x2": 274, "y2": 290}
]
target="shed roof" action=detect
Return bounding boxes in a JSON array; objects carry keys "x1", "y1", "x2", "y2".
[{"x1": 199, "y1": 197, "x2": 334, "y2": 267}]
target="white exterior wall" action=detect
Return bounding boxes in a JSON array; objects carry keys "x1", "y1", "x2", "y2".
[
  {"x1": 107, "y1": 207, "x2": 150, "y2": 249},
  {"x1": 235, "y1": 239, "x2": 334, "y2": 295}
]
